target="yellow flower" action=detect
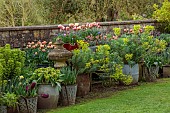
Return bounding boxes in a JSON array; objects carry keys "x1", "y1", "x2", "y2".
[
  {"x1": 103, "y1": 44, "x2": 110, "y2": 50},
  {"x1": 85, "y1": 63, "x2": 91, "y2": 68},
  {"x1": 105, "y1": 58, "x2": 109, "y2": 63},
  {"x1": 123, "y1": 38, "x2": 129, "y2": 44},
  {"x1": 73, "y1": 49, "x2": 80, "y2": 55},
  {"x1": 19, "y1": 76, "x2": 24, "y2": 79},
  {"x1": 125, "y1": 54, "x2": 133, "y2": 61}
]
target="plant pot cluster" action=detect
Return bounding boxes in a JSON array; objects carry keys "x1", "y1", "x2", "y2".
[{"x1": 1, "y1": 22, "x2": 170, "y2": 113}]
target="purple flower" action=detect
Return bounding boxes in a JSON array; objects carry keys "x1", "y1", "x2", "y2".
[
  {"x1": 31, "y1": 82, "x2": 36, "y2": 89},
  {"x1": 26, "y1": 86, "x2": 29, "y2": 91},
  {"x1": 41, "y1": 93, "x2": 49, "y2": 98}
]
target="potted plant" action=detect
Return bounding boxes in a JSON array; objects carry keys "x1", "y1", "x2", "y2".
[
  {"x1": 60, "y1": 66, "x2": 78, "y2": 106},
  {"x1": 158, "y1": 34, "x2": 170, "y2": 77},
  {"x1": 93, "y1": 44, "x2": 132, "y2": 86},
  {"x1": 162, "y1": 47, "x2": 170, "y2": 77},
  {"x1": 0, "y1": 93, "x2": 7, "y2": 113},
  {"x1": 110, "y1": 26, "x2": 143, "y2": 84},
  {"x1": 8, "y1": 75, "x2": 38, "y2": 113},
  {"x1": 0, "y1": 92, "x2": 18, "y2": 113},
  {"x1": 31, "y1": 67, "x2": 63, "y2": 109},
  {"x1": 140, "y1": 27, "x2": 167, "y2": 81},
  {"x1": 70, "y1": 40, "x2": 97, "y2": 97}
]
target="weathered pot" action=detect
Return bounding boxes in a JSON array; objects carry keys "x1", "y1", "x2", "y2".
[
  {"x1": 0, "y1": 106, "x2": 7, "y2": 113},
  {"x1": 7, "y1": 107, "x2": 17, "y2": 113},
  {"x1": 163, "y1": 65, "x2": 170, "y2": 78},
  {"x1": 61, "y1": 84, "x2": 77, "y2": 106},
  {"x1": 37, "y1": 84, "x2": 59, "y2": 109},
  {"x1": 17, "y1": 96, "x2": 37, "y2": 113},
  {"x1": 143, "y1": 66, "x2": 159, "y2": 82},
  {"x1": 122, "y1": 64, "x2": 139, "y2": 84},
  {"x1": 76, "y1": 74, "x2": 90, "y2": 97}
]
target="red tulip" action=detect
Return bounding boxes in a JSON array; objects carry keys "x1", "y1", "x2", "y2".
[
  {"x1": 26, "y1": 86, "x2": 29, "y2": 91},
  {"x1": 31, "y1": 82, "x2": 36, "y2": 89}
]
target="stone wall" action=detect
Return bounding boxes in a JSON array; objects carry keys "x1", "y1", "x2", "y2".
[{"x1": 0, "y1": 19, "x2": 158, "y2": 48}]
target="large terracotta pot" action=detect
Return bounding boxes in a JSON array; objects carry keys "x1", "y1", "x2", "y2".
[
  {"x1": 37, "y1": 84, "x2": 59, "y2": 109},
  {"x1": 7, "y1": 107, "x2": 17, "y2": 113},
  {"x1": 17, "y1": 97, "x2": 37, "y2": 113},
  {"x1": 76, "y1": 74, "x2": 90, "y2": 97},
  {"x1": 61, "y1": 84, "x2": 77, "y2": 106}
]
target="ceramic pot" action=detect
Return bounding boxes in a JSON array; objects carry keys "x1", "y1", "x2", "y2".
[{"x1": 37, "y1": 84, "x2": 59, "y2": 109}]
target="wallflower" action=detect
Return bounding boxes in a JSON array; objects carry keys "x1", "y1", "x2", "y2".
[
  {"x1": 19, "y1": 76, "x2": 24, "y2": 79},
  {"x1": 125, "y1": 54, "x2": 133, "y2": 61},
  {"x1": 73, "y1": 49, "x2": 80, "y2": 55},
  {"x1": 123, "y1": 38, "x2": 129, "y2": 44},
  {"x1": 85, "y1": 63, "x2": 91, "y2": 68}
]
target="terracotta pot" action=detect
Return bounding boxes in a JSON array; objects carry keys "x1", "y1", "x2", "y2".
[
  {"x1": 37, "y1": 84, "x2": 59, "y2": 109},
  {"x1": 163, "y1": 65, "x2": 170, "y2": 78},
  {"x1": 7, "y1": 107, "x2": 17, "y2": 113},
  {"x1": 61, "y1": 84, "x2": 77, "y2": 106},
  {"x1": 76, "y1": 74, "x2": 90, "y2": 97}
]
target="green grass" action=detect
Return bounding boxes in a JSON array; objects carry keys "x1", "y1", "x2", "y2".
[{"x1": 48, "y1": 78, "x2": 170, "y2": 113}]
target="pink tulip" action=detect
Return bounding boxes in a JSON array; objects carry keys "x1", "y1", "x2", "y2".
[
  {"x1": 42, "y1": 41, "x2": 47, "y2": 45},
  {"x1": 69, "y1": 23, "x2": 74, "y2": 27},
  {"x1": 48, "y1": 42, "x2": 52, "y2": 45},
  {"x1": 31, "y1": 42, "x2": 34, "y2": 45},
  {"x1": 77, "y1": 26, "x2": 81, "y2": 30},
  {"x1": 66, "y1": 27, "x2": 70, "y2": 31},
  {"x1": 73, "y1": 27, "x2": 77, "y2": 31},
  {"x1": 42, "y1": 49, "x2": 46, "y2": 52}
]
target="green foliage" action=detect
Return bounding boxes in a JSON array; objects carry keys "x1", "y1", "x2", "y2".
[
  {"x1": 0, "y1": 64, "x2": 3, "y2": 81},
  {"x1": 1, "y1": 92, "x2": 18, "y2": 107},
  {"x1": 0, "y1": 44, "x2": 25, "y2": 80},
  {"x1": 32, "y1": 67, "x2": 63, "y2": 89},
  {"x1": 0, "y1": 0, "x2": 164, "y2": 26},
  {"x1": 70, "y1": 40, "x2": 97, "y2": 74},
  {"x1": 60, "y1": 66, "x2": 78, "y2": 85},
  {"x1": 153, "y1": 0, "x2": 170, "y2": 33}
]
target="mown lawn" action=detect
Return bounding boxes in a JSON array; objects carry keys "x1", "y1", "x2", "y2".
[{"x1": 48, "y1": 78, "x2": 170, "y2": 113}]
